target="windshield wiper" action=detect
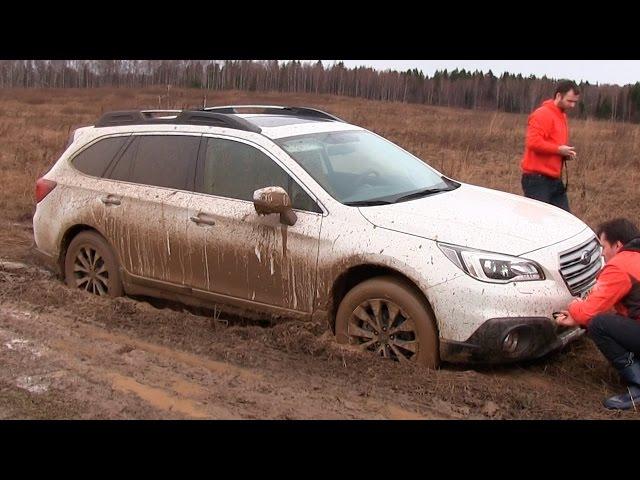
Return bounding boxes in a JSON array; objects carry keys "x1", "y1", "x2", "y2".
[
  {"x1": 392, "y1": 186, "x2": 455, "y2": 203},
  {"x1": 344, "y1": 199, "x2": 394, "y2": 206}
]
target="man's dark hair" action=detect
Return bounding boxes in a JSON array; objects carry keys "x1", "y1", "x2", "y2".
[
  {"x1": 597, "y1": 218, "x2": 640, "y2": 245},
  {"x1": 554, "y1": 80, "x2": 580, "y2": 97}
]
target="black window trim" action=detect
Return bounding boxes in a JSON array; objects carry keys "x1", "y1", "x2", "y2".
[{"x1": 197, "y1": 133, "x2": 328, "y2": 216}]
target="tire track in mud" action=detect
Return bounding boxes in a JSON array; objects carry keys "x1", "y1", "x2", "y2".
[
  {"x1": 105, "y1": 373, "x2": 217, "y2": 419},
  {"x1": 46, "y1": 328, "x2": 259, "y2": 419},
  {"x1": 82, "y1": 325, "x2": 262, "y2": 381},
  {"x1": 0, "y1": 305, "x2": 265, "y2": 419},
  {"x1": 0, "y1": 303, "x2": 431, "y2": 419},
  {"x1": 1, "y1": 309, "x2": 178, "y2": 419}
]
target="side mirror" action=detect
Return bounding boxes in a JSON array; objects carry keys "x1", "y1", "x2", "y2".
[{"x1": 253, "y1": 186, "x2": 297, "y2": 226}]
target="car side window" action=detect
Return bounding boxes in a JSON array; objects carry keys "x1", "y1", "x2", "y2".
[
  {"x1": 72, "y1": 136, "x2": 128, "y2": 177},
  {"x1": 107, "y1": 135, "x2": 138, "y2": 181},
  {"x1": 107, "y1": 135, "x2": 200, "y2": 191},
  {"x1": 200, "y1": 137, "x2": 322, "y2": 213}
]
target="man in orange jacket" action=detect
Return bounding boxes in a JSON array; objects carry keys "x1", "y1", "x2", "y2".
[
  {"x1": 521, "y1": 80, "x2": 580, "y2": 212},
  {"x1": 555, "y1": 218, "x2": 640, "y2": 410}
]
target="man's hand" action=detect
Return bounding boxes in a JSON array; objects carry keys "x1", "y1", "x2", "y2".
[
  {"x1": 553, "y1": 310, "x2": 578, "y2": 327},
  {"x1": 558, "y1": 145, "x2": 577, "y2": 159}
]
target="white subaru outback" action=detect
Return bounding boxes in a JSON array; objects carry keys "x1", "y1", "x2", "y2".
[{"x1": 33, "y1": 105, "x2": 602, "y2": 368}]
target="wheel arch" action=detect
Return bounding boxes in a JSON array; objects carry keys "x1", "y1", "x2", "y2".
[
  {"x1": 58, "y1": 224, "x2": 106, "y2": 279},
  {"x1": 328, "y1": 263, "x2": 438, "y2": 335}
]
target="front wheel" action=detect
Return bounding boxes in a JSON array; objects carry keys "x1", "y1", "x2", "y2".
[
  {"x1": 335, "y1": 276, "x2": 440, "y2": 368},
  {"x1": 64, "y1": 231, "x2": 123, "y2": 297}
]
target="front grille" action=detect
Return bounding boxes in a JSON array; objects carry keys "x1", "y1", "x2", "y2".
[{"x1": 559, "y1": 235, "x2": 603, "y2": 297}]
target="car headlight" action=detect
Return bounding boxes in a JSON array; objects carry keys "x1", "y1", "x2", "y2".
[{"x1": 437, "y1": 243, "x2": 545, "y2": 283}]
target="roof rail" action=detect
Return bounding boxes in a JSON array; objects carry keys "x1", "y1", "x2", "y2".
[
  {"x1": 202, "y1": 105, "x2": 345, "y2": 122},
  {"x1": 94, "y1": 110, "x2": 262, "y2": 133},
  {"x1": 140, "y1": 109, "x2": 182, "y2": 116}
]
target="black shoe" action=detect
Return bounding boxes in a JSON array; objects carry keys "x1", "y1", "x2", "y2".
[{"x1": 603, "y1": 357, "x2": 640, "y2": 410}]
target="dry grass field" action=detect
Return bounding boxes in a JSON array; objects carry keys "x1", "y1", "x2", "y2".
[
  {"x1": 0, "y1": 87, "x2": 639, "y2": 419},
  {"x1": 2, "y1": 87, "x2": 639, "y2": 229}
]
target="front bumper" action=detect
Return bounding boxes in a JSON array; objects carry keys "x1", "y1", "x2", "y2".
[{"x1": 440, "y1": 316, "x2": 585, "y2": 364}]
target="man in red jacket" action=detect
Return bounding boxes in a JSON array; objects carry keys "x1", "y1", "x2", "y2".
[
  {"x1": 521, "y1": 80, "x2": 580, "y2": 212},
  {"x1": 555, "y1": 218, "x2": 640, "y2": 410}
]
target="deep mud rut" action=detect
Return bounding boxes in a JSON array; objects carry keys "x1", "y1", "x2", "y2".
[{"x1": 0, "y1": 220, "x2": 637, "y2": 419}]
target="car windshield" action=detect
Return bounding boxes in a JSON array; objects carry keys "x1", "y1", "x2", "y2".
[{"x1": 275, "y1": 130, "x2": 459, "y2": 205}]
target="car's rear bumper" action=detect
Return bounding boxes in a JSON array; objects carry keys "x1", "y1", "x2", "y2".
[{"x1": 440, "y1": 316, "x2": 584, "y2": 364}]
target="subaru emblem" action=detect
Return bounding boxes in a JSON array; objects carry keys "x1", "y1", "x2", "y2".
[{"x1": 580, "y1": 250, "x2": 591, "y2": 265}]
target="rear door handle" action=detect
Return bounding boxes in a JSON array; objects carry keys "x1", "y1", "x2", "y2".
[
  {"x1": 100, "y1": 195, "x2": 121, "y2": 206},
  {"x1": 190, "y1": 214, "x2": 216, "y2": 226}
]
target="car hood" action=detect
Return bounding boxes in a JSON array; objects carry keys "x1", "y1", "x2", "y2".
[{"x1": 358, "y1": 183, "x2": 588, "y2": 255}]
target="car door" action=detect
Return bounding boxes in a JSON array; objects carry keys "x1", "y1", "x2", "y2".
[
  {"x1": 101, "y1": 132, "x2": 201, "y2": 285},
  {"x1": 186, "y1": 135, "x2": 323, "y2": 314}
]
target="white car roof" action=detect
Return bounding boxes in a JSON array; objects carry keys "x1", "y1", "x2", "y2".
[{"x1": 241, "y1": 116, "x2": 364, "y2": 139}]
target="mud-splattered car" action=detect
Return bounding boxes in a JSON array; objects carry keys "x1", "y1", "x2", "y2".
[{"x1": 33, "y1": 105, "x2": 603, "y2": 368}]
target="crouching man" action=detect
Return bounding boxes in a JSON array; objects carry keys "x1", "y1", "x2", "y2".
[{"x1": 555, "y1": 218, "x2": 640, "y2": 410}]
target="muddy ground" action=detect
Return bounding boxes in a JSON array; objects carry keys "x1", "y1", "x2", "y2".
[{"x1": 0, "y1": 220, "x2": 636, "y2": 420}]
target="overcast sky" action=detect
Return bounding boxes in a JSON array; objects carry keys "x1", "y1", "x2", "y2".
[{"x1": 318, "y1": 60, "x2": 640, "y2": 87}]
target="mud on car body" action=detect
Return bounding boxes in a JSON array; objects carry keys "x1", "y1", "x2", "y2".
[{"x1": 33, "y1": 106, "x2": 603, "y2": 368}]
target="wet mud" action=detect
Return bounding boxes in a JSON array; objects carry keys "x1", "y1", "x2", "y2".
[{"x1": 0, "y1": 221, "x2": 636, "y2": 419}]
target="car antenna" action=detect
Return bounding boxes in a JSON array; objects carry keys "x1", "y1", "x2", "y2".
[{"x1": 202, "y1": 95, "x2": 207, "y2": 110}]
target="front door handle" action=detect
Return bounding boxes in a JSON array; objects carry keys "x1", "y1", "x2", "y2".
[
  {"x1": 100, "y1": 195, "x2": 121, "y2": 206},
  {"x1": 190, "y1": 214, "x2": 216, "y2": 226}
]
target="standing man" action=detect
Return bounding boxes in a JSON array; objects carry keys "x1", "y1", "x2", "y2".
[
  {"x1": 555, "y1": 218, "x2": 640, "y2": 410},
  {"x1": 521, "y1": 80, "x2": 580, "y2": 212}
]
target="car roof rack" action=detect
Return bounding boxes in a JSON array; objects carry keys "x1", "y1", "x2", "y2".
[
  {"x1": 94, "y1": 110, "x2": 262, "y2": 133},
  {"x1": 202, "y1": 105, "x2": 345, "y2": 123}
]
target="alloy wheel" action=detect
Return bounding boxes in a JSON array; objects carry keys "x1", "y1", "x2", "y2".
[
  {"x1": 73, "y1": 245, "x2": 110, "y2": 296},
  {"x1": 347, "y1": 298, "x2": 419, "y2": 362}
]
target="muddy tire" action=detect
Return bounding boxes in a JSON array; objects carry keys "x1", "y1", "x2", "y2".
[
  {"x1": 64, "y1": 231, "x2": 123, "y2": 297},
  {"x1": 335, "y1": 276, "x2": 439, "y2": 368}
]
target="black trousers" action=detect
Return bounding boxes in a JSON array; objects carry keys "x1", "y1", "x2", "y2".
[
  {"x1": 588, "y1": 313, "x2": 640, "y2": 369},
  {"x1": 521, "y1": 173, "x2": 570, "y2": 212}
]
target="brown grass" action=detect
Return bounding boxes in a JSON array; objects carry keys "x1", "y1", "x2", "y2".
[{"x1": 1, "y1": 87, "x2": 638, "y2": 231}]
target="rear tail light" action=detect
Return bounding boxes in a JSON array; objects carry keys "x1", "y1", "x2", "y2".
[{"x1": 35, "y1": 178, "x2": 57, "y2": 203}]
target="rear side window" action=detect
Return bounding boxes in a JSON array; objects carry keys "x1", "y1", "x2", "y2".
[
  {"x1": 71, "y1": 136, "x2": 128, "y2": 177},
  {"x1": 107, "y1": 135, "x2": 200, "y2": 191},
  {"x1": 199, "y1": 137, "x2": 322, "y2": 213}
]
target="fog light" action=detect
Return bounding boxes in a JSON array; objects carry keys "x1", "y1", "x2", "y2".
[{"x1": 503, "y1": 331, "x2": 519, "y2": 353}]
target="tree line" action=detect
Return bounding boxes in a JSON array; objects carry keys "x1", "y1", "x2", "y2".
[{"x1": 2, "y1": 60, "x2": 640, "y2": 122}]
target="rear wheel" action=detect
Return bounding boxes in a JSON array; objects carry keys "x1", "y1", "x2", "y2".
[
  {"x1": 64, "y1": 231, "x2": 123, "y2": 297},
  {"x1": 335, "y1": 276, "x2": 439, "y2": 368}
]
